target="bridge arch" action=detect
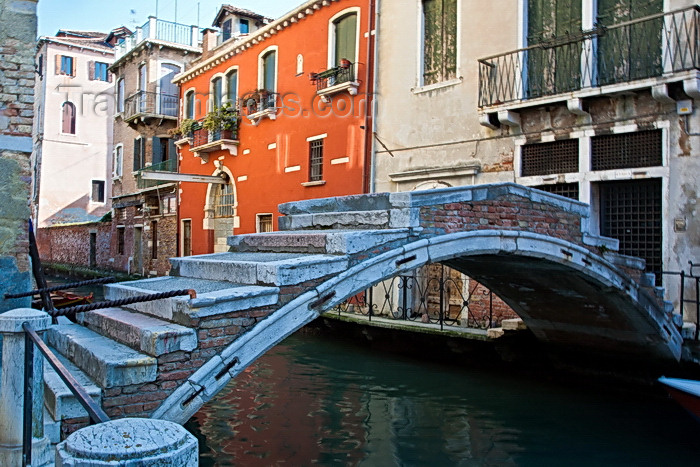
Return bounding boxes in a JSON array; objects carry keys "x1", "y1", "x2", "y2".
[{"x1": 153, "y1": 230, "x2": 681, "y2": 423}]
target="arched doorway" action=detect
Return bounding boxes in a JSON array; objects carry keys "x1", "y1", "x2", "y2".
[{"x1": 204, "y1": 164, "x2": 238, "y2": 253}]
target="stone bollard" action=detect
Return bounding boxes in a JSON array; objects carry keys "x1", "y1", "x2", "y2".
[
  {"x1": 56, "y1": 418, "x2": 198, "y2": 466},
  {"x1": 0, "y1": 308, "x2": 52, "y2": 466}
]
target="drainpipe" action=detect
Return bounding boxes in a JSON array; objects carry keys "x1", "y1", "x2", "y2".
[{"x1": 362, "y1": 0, "x2": 378, "y2": 194}]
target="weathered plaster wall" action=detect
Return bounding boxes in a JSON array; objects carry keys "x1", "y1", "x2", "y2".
[{"x1": 0, "y1": 0, "x2": 38, "y2": 311}]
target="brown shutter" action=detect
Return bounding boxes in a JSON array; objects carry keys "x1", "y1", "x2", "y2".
[
  {"x1": 88, "y1": 60, "x2": 95, "y2": 80},
  {"x1": 71, "y1": 57, "x2": 76, "y2": 77},
  {"x1": 108, "y1": 71, "x2": 113, "y2": 83},
  {"x1": 55, "y1": 55, "x2": 61, "y2": 75}
]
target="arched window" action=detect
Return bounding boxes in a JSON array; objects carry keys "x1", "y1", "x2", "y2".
[
  {"x1": 61, "y1": 102, "x2": 76, "y2": 134},
  {"x1": 117, "y1": 78, "x2": 125, "y2": 113},
  {"x1": 225, "y1": 70, "x2": 238, "y2": 105},
  {"x1": 333, "y1": 12, "x2": 358, "y2": 67},
  {"x1": 185, "y1": 90, "x2": 195, "y2": 119},
  {"x1": 211, "y1": 76, "x2": 223, "y2": 109},
  {"x1": 214, "y1": 182, "x2": 235, "y2": 218},
  {"x1": 261, "y1": 50, "x2": 276, "y2": 92}
]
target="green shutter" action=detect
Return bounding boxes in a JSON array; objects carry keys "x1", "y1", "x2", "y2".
[
  {"x1": 443, "y1": 0, "x2": 457, "y2": 81},
  {"x1": 263, "y1": 52, "x2": 276, "y2": 91},
  {"x1": 213, "y1": 78, "x2": 223, "y2": 108},
  {"x1": 227, "y1": 71, "x2": 238, "y2": 104},
  {"x1": 152, "y1": 136, "x2": 162, "y2": 165},
  {"x1": 133, "y1": 138, "x2": 141, "y2": 171},
  {"x1": 334, "y1": 13, "x2": 357, "y2": 67}
]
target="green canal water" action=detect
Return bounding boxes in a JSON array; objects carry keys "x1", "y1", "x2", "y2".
[{"x1": 187, "y1": 331, "x2": 700, "y2": 466}]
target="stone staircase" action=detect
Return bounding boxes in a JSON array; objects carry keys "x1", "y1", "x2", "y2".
[{"x1": 41, "y1": 229, "x2": 387, "y2": 439}]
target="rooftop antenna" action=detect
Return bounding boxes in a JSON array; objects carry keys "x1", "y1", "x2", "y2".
[
  {"x1": 155, "y1": 0, "x2": 158, "y2": 18},
  {"x1": 175, "y1": 0, "x2": 178, "y2": 23},
  {"x1": 197, "y1": 2, "x2": 200, "y2": 28}
]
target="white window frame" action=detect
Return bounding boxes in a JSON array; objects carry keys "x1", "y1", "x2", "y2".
[
  {"x1": 256, "y1": 213, "x2": 274, "y2": 233},
  {"x1": 257, "y1": 45, "x2": 279, "y2": 92},
  {"x1": 113, "y1": 143, "x2": 124, "y2": 178},
  {"x1": 90, "y1": 179, "x2": 106, "y2": 204},
  {"x1": 327, "y1": 7, "x2": 362, "y2": 74},
  {"x1": 117, "y1": 78, "x2": 125, "y2": 114}
]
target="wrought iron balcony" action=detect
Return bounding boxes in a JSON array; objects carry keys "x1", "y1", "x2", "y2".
[
  {"x1": 478, "y1": 6, "x2": 699, "y2": 108},
  {"x1": 137, "y1": 158, "x2": 177, "y2": 189},
  {"x1": 240, "y1": 91, "x2": 279, "y2": 124},
  {"x1": 123, "y1": 91, "x2": 179, "y2": 122},
  {"x1": 115, "y1": 17, "x2": 200, "y2": 60},
  {"x1": 190, "y1": 115, "x2": 240, "y2": 161},
  {"x1": 314, "y1": 63, "x2": 356, "y2": 91}
]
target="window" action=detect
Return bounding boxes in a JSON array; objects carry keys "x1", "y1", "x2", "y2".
[
  {"x1": 240, "y1": 19, "x2": 249, "y2": 34},
  {"x1": 185, "y1": 90, "x2": 195, "y2": 119},
  {"x1": 57, "y1": 55, "x2": 75, "y2": 76},
  {"x1": 61, "y1": 102, "x2": 76, "y2": 134},
  {"x1": 37, "y1": 54, "x2": 43, "y2": 79},
  {"x1": 91, "y1": 61, "x2": 109, "y2": 81},
  {"x1": 138, "y1": 64, "x2": 147, "y2": 92},
  {"x1": 333, "y1": 12, "x2": 358, "y2": 67},
  {"x1": 309, "y1": 139, "x2": 324, "y2": 182},
  {"x1": 91, "y1": 180, "x2": 105, "y2": 203},
  {"x1": 422, "y1": 0, "x2": 457, "y2": 86},
  {"x1": 211, "y1": 76, "x2": 223, "y2": 109},
  {"x1": 161, "y1": 196, "x2": 176, "y2": 215},
  {"x1": 226, "y1": 70, "x2": 238, "y2": 105},
  {"x1": 532, "y1": 182, "x2": 579, "y2": 200},
  {"x1": 152, "y1": 137, "x2": 176, "y2": 168},
  {"x1": 117, "y1": 227, "x2": 125, "y2": 255},
  {"x1": 521, "y1": 139, "x2": 578, "y2": 176},
  {"x1": 133, "y1": 137, "x2": 145, "y2": 171},
  {"x1": 117, "y1": 78, "x2": 125, "y2": 113},
  {"x1": 113, "y1": 144, "x2": 123, "y2": 177},
  {"x1": 151, "y1": 221, "x2": 158, "y2": 260},
  {"x1": 257, "y1": 214, "x2": 273, "y2": 233},
  {"x1": 222, "y1": 19, "x2": 232, "y2": 42},
  {"x1": 214, "y1": 183, "x2": 236, "y2": 218},
  {"x1": 261, "y1": 50, "x2": 276, "y2": 91},
  {"x1": 591, "y1": 130, "x2": 662, "y2": 171}
]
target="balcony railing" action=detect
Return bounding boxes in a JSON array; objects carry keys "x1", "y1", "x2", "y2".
[
  {"x1": 478, "y1": 6, "x2": 699, "y2": 108},
  {"x1": 240, "y1": 91, "x2": 279, "y2": 115},
  {"x1": 115, "y1": 17, "x2": 200, "y2": 60},
  {"x1": 137, "y1": 157, "x2": 177, "y2": 189},
  {"x1": 191, "y1": 116, "x2": 239, "y2": 150},
  {"x1": 123, "y1": 91, "x2": 179, "y2": 121},
  {"x1": 314, "y1": 63, "x2": 356, "y2": 92}
]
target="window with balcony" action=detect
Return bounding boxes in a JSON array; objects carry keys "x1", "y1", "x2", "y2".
[
  {"x1": 185, "y1": 90, "x2": 195, "y2": 119},
  {"x1": 315, "y1": 10, "x2": 360, "y2": 97},
  {"x1": 211, "y1": 76, "x2": 223, "y2": 109},
  {"x1": 61, "y1": 102, "x2": 76, "y2": 134},
  {"x1": 117, "y1": 78, "x2": 125, "y2": 113},
  {"x1": 422, "y1": 0, "x2": 457, "y2": 86},
  {"x1": 261, "y1": 50, "x2": 276, "y2": 92},
  {"x1": 333, "y1": 12, "x2": 358, "y2": 68},
  {"x1": 226, "y1": 70, "x2": 238, "y2": 105}
]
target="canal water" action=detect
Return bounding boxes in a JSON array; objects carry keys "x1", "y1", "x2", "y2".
[{"x1": 187, "y1": 331, "x2": 700, "y2": 466}]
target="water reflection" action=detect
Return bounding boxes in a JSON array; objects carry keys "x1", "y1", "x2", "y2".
[{"x1": 188, "y1": 332, "x2": 700, "y2": 466}]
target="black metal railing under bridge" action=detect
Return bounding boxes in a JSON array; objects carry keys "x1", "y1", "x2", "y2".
[{"x1": 332, "y1": 264, "x2": 518, "y2": 331}]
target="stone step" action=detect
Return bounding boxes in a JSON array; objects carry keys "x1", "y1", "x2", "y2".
[
  {"x1": 76, "y1": 307, "x2": 197, "y2": 357},
  {"x1": 43, "y1": 346, "x2": 102, "y2": 421},
  {"x1": 46, "y1": 323, "x2": 157, "y2": 389},
  {"x1": 227, "y1": 229, "x2": 410, "y2": 255},
  {"x1": 170, "y1": 252, "x2": 348, "y2": 286},
  {"x1": 44, "y1": 407, "x2": 61, "y2": 445},
  {"x1": 104, "y1": 276, "x2": 279, "y2": 325}
]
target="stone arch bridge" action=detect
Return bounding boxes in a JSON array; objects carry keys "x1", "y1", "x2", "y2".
[{"x1": 43, "y1": 183, "x2": 682, "y2": 433}]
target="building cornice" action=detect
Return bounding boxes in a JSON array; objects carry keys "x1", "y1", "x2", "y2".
[
  {"x1": 174, "y1": 0, "x2": 340, "y2": 84},
  {"x1": 38, "y1": 37, "x2": 115, "y2": 56}
]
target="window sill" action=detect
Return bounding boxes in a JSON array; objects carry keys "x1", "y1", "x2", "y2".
[
  {"x1": 301, "y1": 180, "x2": 326, "y2": 187},
  {"x1": 411, "y1": 77, "x2": 463, "y2": 95}
]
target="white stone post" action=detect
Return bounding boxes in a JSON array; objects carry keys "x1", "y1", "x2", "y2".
[
  {"x1": 148, "y1": 16, "x2": 158, "y2": 40},
  {"x1": 56, "y1": 418, "x2": 198, "y2": 466},
  {"x1": 0, "y1": 308, "x2": 52, "y2": 466},
  {"x1": 191, "y1": 25, "x2": 200, "y2": 47}
]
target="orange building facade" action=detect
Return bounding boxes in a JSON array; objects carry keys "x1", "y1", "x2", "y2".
[{"x1": 173, "y1": 1, "x2": 374, "y2": 255}]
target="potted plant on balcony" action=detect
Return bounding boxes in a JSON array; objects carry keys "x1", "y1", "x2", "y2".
[
  {"x1": 202, "y1": 103, "x2": 239, "y2": 140},
  {"x1": 169, "y1": 118, "x2": 197, "y2": 140}
]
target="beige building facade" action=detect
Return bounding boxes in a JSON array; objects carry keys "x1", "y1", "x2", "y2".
[{"x1": 373, "y1": 0, "x2": 700, "y2": 317}]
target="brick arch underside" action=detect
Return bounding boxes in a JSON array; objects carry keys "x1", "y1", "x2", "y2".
[{"x1": 153, "y1": 230, "x2": 681, "y2": 424}]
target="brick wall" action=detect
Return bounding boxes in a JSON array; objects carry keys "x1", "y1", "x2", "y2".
[
  {"x1": 0, "y1": 0, "x2": 38, "y2": 311},
  {"x1": 36, "y1": 222, "x2": 112, "y2": 270}
]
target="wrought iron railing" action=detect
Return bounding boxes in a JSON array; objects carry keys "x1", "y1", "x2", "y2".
[
  {"x1": 240, "y1": 91, "x2": 279, "y2": 117},
  {"x1": 478, "y1": 6, "x2": 699, "y2": 107},
  {"x1": 332, "y1": 266, "x2": 517, "y2": 331},
  {"x1": 137, "y1": 158, "x2": 178, "y2": 189},
  {"x1": 662, "y1": 261, "x2": 700, "y2": 340},
  {"x1": 123, "y1": 91, "x2": 179, "y2": 120},
  {"x1": 191, "y1": 117, "x2": 239, "y2": 149},
  {"x1": 314, "y1": 63, "x2": 356, "y2": 92}
]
